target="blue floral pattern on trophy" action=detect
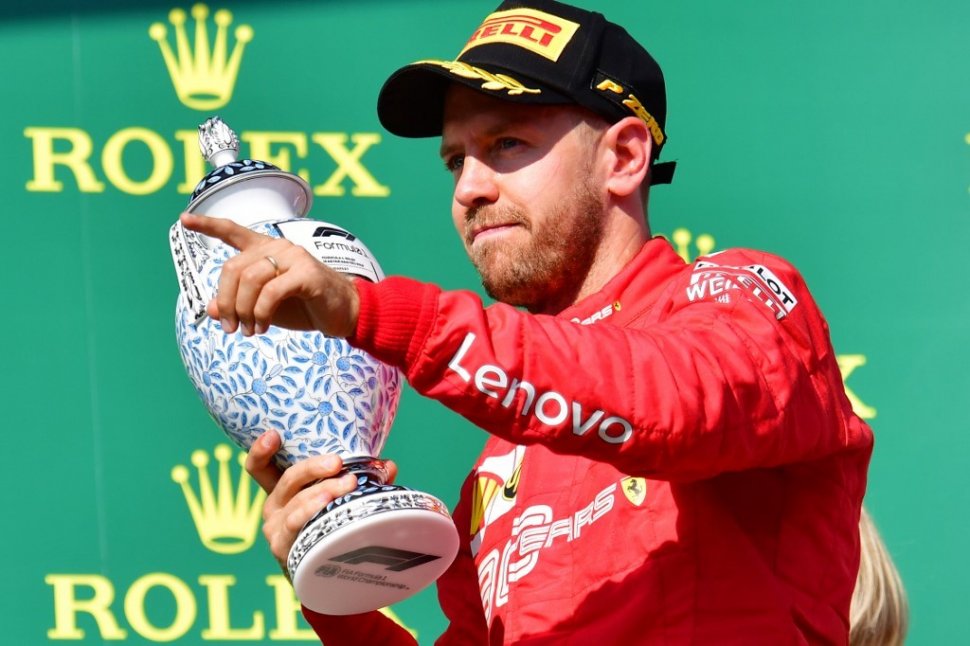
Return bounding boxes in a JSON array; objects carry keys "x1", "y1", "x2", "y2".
[{"x1": 175, "y1": 220, "x2": 401, "y2": 469}]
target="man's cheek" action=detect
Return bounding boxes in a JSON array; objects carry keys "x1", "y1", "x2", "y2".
[
  {"x1": 522, "y1": 162, "x2": 563, "y2": 201},
  {"x1": 452, "y1": 207, "x2": 466, "y2": 240}
]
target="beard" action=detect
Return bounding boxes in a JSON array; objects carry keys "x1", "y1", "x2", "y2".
[{"x1": 462, "y1": 171, "x2": 606, "y2": 313}]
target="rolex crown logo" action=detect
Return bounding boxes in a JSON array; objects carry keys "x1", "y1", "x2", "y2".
[
  {"x1": 671, "y1": 227, "x2": 716, "y2": 263},
  {"x1": 149, "y1": 4, "x2": 253, "y2": 110},
  {"x1": 171, "y1": 444, "x2": 266, "y2": 555}
]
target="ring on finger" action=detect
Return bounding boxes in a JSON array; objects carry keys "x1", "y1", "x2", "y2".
[{"x1": 265, "y1": 255, "x2": 280, "y2": 277}]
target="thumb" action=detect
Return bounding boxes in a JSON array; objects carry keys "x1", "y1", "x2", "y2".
[{"x1": 245, "y1": 431, "x2": 284, "y2": 493}]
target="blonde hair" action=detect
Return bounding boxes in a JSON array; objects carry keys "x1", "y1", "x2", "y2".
[{"x1": 849, "y1": 507, "x2": 909, "y2": 646}]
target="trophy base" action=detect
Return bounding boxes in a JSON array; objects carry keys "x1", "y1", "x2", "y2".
[{"x1": 288, "y1": 479, "x2": 459, "y2": 615}]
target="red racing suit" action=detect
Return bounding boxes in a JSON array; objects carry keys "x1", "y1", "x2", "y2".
[{"x1": 304, "y1": 237, "x2": 873, "y2": 644}]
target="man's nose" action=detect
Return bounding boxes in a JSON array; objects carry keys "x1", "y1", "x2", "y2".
[{"x1": 454, "y1": 156, "x2": 499, "y2": 208}]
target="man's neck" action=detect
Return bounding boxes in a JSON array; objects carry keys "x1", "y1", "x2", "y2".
[{"x1": 529, "y1": 211, "x2": 650, "y2": 315}]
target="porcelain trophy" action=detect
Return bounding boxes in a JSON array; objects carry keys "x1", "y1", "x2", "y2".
[{"x1": 170, "y1": 116, "x2": 458, "y2": 615}]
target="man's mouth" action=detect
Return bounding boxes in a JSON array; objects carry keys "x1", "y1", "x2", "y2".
[{"x1": 469, "y1": 222, "x2": 523, "y2": 246}]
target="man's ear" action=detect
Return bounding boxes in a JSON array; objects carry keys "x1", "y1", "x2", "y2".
[{"x1": 603, "y1": 117, "x2": 652, "y2": 199}]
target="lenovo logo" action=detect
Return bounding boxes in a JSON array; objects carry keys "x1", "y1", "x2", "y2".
[{"x1": 447, "y1": 332, "x2": 633, "y2": 444}]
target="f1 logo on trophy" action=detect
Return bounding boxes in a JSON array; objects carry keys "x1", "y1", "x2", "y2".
[{"x1": 169, "y1": 117, "x2": 459, "y2": 614}]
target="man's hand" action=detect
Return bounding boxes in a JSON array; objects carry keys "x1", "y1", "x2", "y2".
[
  {"x1": 245, "y1": 431, "x2": 398, "y2": 568},
  {"x1": 180, "y1": 212, "x2": 360, "y2": 338}
]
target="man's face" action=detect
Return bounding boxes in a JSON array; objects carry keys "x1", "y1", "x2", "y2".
[{"x1": 440, "y1": 85, "x2": 607, "y2": 313}]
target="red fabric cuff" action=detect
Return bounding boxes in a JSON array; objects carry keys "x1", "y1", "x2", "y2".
[{"x1": 348, "y1": 276, "x2": 441, "y2": 372}]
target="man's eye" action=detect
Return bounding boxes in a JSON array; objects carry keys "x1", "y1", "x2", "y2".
[
  {"x1": 497, "y1": 138, "x2": 520, "y2": 150},
  {"x1": 444, "y1": 155, "x2": 464, "y2": 172}
]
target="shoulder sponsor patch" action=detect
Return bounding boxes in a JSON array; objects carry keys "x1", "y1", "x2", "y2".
[{"x1": 686, "y1": 260, "x2": 798, "y2": 319}]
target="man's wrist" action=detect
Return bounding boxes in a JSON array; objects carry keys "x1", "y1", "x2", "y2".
[
  {"x1": 347, "y1": 276, "x2": 438, "y2": 370},
  {"x1": 340, "y1": 276, "x2": 361, "y2": 338}
]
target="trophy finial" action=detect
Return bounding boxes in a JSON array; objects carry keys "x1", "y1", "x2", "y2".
[{"x1": 199, "y1": 116, "x2": 239, "y2": 168}]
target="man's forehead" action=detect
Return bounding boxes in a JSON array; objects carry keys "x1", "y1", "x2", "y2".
[
  {"x1": 440, "y1": 85, "x2": 592, "y2": 140},
  {"x1": 443, "y1": 84, "x2": 546, "y2": 122}
]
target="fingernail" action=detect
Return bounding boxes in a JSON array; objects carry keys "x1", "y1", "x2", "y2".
[
  {"x1": 262, "y1": 432, "x2": 278, "y2": 448},
  {"x1": 220, "y1": 318, "x2": 231, "y2": 331},
  {"x1": 321, "y1": 455, "x2": 340, "y2": 471},
  {"x1": 241, "y1": 322, "x2": 253, "y2": 336}
]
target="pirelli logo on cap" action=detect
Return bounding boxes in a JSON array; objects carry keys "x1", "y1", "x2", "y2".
[{"x1": 459, "y1": 8, "x2": 580, "y2": 62}]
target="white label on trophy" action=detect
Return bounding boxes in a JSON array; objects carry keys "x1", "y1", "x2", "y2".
[
  {"x1": 169, "y1": 222, "x2": 211, "y2": 322},
  {"x1": 274, "y1": 220, "x2": 385, "y2": 283}
]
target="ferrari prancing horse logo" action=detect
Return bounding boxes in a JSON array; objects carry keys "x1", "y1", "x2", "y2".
[{"x1": 621, "y1": 476, "x2": 647, "y2": 506}]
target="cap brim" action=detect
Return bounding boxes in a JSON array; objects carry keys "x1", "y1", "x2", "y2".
[{"x1": 377, "y1": 61, "x2": 572, "y2": 138}]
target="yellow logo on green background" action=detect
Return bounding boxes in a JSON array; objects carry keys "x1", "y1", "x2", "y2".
[
  {"x1": 149, "y1": 4, "x2": 253, "y2": 110},
  {"x1": 669, "y1": 227, "x2": 716, "y2": 264},
  {"x1": 171, "y1": 444, "x2": 266, "y2": 554}
]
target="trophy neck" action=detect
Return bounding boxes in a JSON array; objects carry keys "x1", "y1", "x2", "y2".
[{"x1": 342, "y1": 458, "x2": 390, "y2": 486}]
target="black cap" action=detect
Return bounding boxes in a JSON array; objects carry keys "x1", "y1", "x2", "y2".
[{"x1": 377, "y1": 0, "x2": 674, "y2": 184}]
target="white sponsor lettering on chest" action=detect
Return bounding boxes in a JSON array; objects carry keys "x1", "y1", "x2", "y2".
[
  {"x1": 570, "y1": 303, "x2": 614, "y2": 325},
  {"x1": 448, "y1": 332, "x2": 633, "y2": 444}
]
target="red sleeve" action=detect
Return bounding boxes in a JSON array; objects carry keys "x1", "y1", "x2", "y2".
[
  {"x1": 301, "y1": 608, "x2": 415, "y2": 645},
  {"x1": 349, "y1": 254, "x2": 870, "y2": 482}
]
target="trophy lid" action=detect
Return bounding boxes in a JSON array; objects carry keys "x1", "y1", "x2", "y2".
[{"x1": 186, "y1": 116, "x2": 313, "y2": 217}]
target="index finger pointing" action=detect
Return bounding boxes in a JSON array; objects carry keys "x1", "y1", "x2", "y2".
[{"x1": 180, "y1": 212, "x2": 266, "y2": 251}]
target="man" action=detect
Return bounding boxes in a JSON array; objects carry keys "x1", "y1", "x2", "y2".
[{"x1": 181, "y1": 0, "x2": 873, "y2": 642}]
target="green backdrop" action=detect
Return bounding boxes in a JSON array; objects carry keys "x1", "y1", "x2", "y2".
[{"x1": 2, "y1": 0, "x2": 966, "y2": 642}]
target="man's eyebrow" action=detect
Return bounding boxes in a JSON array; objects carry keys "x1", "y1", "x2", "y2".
[
  {"x1": 439, "y1": 120, "x2": 528, "y2": 159},
  {"x1": 439, "y1": 140, "x2": 458, "y2": 160}
]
